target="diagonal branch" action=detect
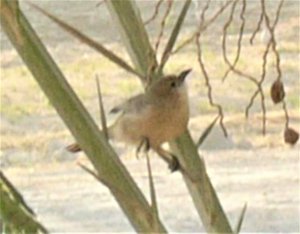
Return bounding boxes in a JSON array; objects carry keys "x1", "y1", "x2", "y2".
[
  {"x1": 144, "y1": 0, "x2": 164, "y2": 25},
  {"x1": 154, "y1": 0, "x2": 173, "y2": 54},
  {"x1": 172, "y1": 0, "x2": 233, "y2": 54},
  {"x1": 29, "y1": 2, "x2": 143, "y2": 79},
  {"x1": 157, "y1": 0, "x2": 192, "y2": 73},
  {"x1": 96, "y1": 75, "x2": 109, "y2": 140},
  {"x1": 0, "y1": 2, "x2": 167, "y2": 231}
]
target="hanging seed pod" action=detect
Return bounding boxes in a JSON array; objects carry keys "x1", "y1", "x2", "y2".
[
  {"x1": 271, "y1": 80, "x2": 285, "y2": 104},
  {"x1": 284, "y1": 127, "x2": 299, "y2": 145}
]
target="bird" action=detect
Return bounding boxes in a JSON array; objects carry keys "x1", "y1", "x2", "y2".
[{"x1": 67, "y1": 69, "x2": 191, "y2": 172}]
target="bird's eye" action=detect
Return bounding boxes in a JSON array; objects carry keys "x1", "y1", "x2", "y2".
[{"x1": 170, "y1": 81, "x2": 176, "y2": 88}]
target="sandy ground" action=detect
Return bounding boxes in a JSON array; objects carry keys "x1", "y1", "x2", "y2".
[
  {"x1": 1, "y1": 1, "x2": 300, "y2": 233},
  {"x1": 2, "y1": 145, "x2": 300, "y2": 233}
]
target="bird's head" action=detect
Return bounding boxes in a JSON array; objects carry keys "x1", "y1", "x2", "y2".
[{"x1": 149, "y1": 69, "x2": 192, "y2": 98}]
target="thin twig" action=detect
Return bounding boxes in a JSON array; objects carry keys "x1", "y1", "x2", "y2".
[
  {"x1": 260, "y1": 87, "x2": 267, "y2": 135},
  {"x1": 222, "y1": 0, "x2": 246, "y2": 81},
  {"x1": 144, "y1": 0, "x2": 164, "y2": 25},
  {"x1": 145, "y1": 150, "x2": 160, "y2": 230},
  {"x1": 197, "y1": 115, "x2": 219, "y2": 148},
  {"x1": 221, "y1": 0, "x2": 238, "y2": 79},
  {"x1": 250, "y1": 5, "x2": 264, "y2": 45},
  {"x1": 146, "y1": 49, "x2": 158, "y2": 87},
  {"x1": 154, "y1": 0, "x2": 173, "y2": 54},
  {"x1": 220, "y1": 0, "x2": 284, "y2": 134},
  {"x1": 28, "y1": 2, "x2": 144, "y2": 79},
  {"x1": 195, "y1": 0, "x2": 228, "y2": 137},
  {"x1": 196, "y1": 35, "x2": 228, "y2": 137},
  {"x1": 245, "y1": 0, "x2": 284, "y2": 134},
  {"x1": 172, "y1": 0, "x2": 233, "y2": 54},
  {"x1": 157, "y1": 0, "x2": 192, "y2": 74},
  {"x1": 78, "y1": 162, "x2": 138, "y2": 207},
  {"x1": 235, "y1": 203, "x2": 247, "y2": 233},
  {"x1": 200, "y1": 0, "x2": 211, "y2": 27},
  {"x1": 263, "y1": 0, "x2": 284, "y2": 81},
  {"x1": 282, "y1": 100, "x2": 289, "y2": 129},
  {"x1": 96, "y1": 75, "x2": 109, "y2": 140},
  {"x1": 199, "y1": 0, "x2": 233, "y2": 33},
  {"x1": 244, "y1": 37, "x2": 271, "y2": 134},
  {"x1": 263, "y1": 0, "x2": 287, "y2": 128}
]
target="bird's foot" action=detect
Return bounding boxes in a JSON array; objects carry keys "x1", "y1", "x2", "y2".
[
  {"x1": 136, "y1": 137, "x2": 150, "y2": 159},
  {"x1": 168, "y1": 155, "x2": 180, "y2": 172}
]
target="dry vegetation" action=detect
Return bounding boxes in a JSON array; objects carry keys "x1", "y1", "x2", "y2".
[{"x1": 0, "y1": 0, "x2": 299, "y2": 232}]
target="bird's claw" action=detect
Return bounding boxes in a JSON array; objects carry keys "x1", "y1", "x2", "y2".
[
  {"x1": 168, "y1": 156, "x2": 180, "y2": 172},
  {"x1": 136, "y1": 137, "x2": 150, "y2": 159}
]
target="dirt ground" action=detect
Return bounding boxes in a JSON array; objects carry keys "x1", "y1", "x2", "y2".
[
  {"x1": 2, "y1": 145, "x2": 299, "y2": 232},
  {"x1": 1, "y1": 0, "x2": 299, "y2": 233}
]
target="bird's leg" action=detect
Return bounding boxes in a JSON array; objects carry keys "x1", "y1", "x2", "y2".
[
  {"x1": 154, "y1": 147, "x2": 200, "y2": 182},
  {"x1": 154, "y1": 147, "x2": 180, "y2": 172},
  {"x1": 136, "y1": 137, "x2": 150, "y2": 159}
]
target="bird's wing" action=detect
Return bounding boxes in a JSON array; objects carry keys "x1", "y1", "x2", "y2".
[
  {"x1": 109, "y1": 94, "x2": 149, "y2": 115},
  {"x1": 108, "y1": 94, "x2": 151, "y2": 129}
]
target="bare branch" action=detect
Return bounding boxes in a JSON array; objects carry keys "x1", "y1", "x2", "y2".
[
  {"x1": 250, "y1": 6, "x2": 264, "y2": 45},
  {"x1": 245, "y1": 0, "x2": 284, "y2": 134},
  {"x1": 199, "y1": 0, "x2": 234, "y2": 33},
  {"x1": 282, "y1": 100, "x2": 289, "y2": 129},
  {"x1": 263, "y1": 0, "x2": 284, "y2": 81},
  {"x1": 235, "y1": 203, "x2": 248, "y2": 233},
  {"x1": 219, "y1": 0, "x2": 284, "y2": 135},
  {"x1": 172, "y1": 0, "x2": 233, "y2": 54},
  {"x1": 244, "y1": 36, "x2": 271, "y2": 134},
  {"x1": 221, "y1": 0, "x2": 238, "y2": 70},
  {"x1": 157, "y1": 0, "x2": 192, "y2": 74},
  {"x1": 220, "y1": 0, "x2": 265, "y2": 134},
  {"x1": 29, "y1": 2, "x2": 143, "y2": 79},
  {"x1": 144, "y1": 0, "x2": 164, "y2": 25},
  {"x1": 194, "y1": 0, "x2": 229, "y2": 137},
  {"x1": 196, "y1": 34, "x2": 228, "y2": 137},
  {"x1": 78, "y1": 162, "x2": 141, "y2": 211},
  {"x1": 222, "y1": 0, "x2": 246, "y2": 81},
  {"x1": 154, "y1": 0, "x2": 173, "y2": 54}
]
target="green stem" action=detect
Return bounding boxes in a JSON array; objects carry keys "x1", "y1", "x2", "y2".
[
  {"x1": 107, "y1": 0, "x2": 233, "y2": 232},
  {"x1": 0, "y1": 1, "x2": 167, "y2": 232}
]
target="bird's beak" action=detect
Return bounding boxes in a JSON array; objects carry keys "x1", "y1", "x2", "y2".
[{"x1": 178, "y1": 68, "x2": 192, "y2": 83}]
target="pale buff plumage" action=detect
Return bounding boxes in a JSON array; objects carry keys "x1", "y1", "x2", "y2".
[{"x1": 67, "y1": 69, "x2": 191, "y2": 171}]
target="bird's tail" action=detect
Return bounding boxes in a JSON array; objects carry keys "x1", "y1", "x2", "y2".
[
  {"x1": 66, "y1": 142, "x2": 82, "y2": 153},
  {"x1": 66, "y1": 126, "x2": 114, "y2": 153}
]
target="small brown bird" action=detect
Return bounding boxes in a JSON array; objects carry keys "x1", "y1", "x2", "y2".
[{"x1": 67, "y1": 69, "x2": 191, "y2": 171}]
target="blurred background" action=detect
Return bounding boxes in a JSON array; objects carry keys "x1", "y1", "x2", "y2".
[{"x1": 1, "y1": 0, "x2": 299, "y2": 232}]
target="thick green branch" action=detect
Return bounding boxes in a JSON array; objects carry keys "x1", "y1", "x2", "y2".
[
  {"x1": 0, "y1": 171, "x2": 48, "y2": 233},
  {"x1": 107, "y1": 0, "x2": 233, "y2": 232},
  {"x1": 0, "y1": 1, "x2": 166, "y2": 232},
  {"x1": 106, "y1": 0, "x2": 158, "y2": 81}
]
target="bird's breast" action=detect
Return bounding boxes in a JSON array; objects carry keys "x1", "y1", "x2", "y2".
[{"x1": 109, "y1": 88, "x2": 189, "y2": 148}]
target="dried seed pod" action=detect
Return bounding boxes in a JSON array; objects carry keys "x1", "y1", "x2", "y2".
[
  {"x1": 284, "y1": 127, "x2": 299, "y2": 145},
  {"x1": 271, "y1": 80, "x2": 285, "y2": 104}
]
